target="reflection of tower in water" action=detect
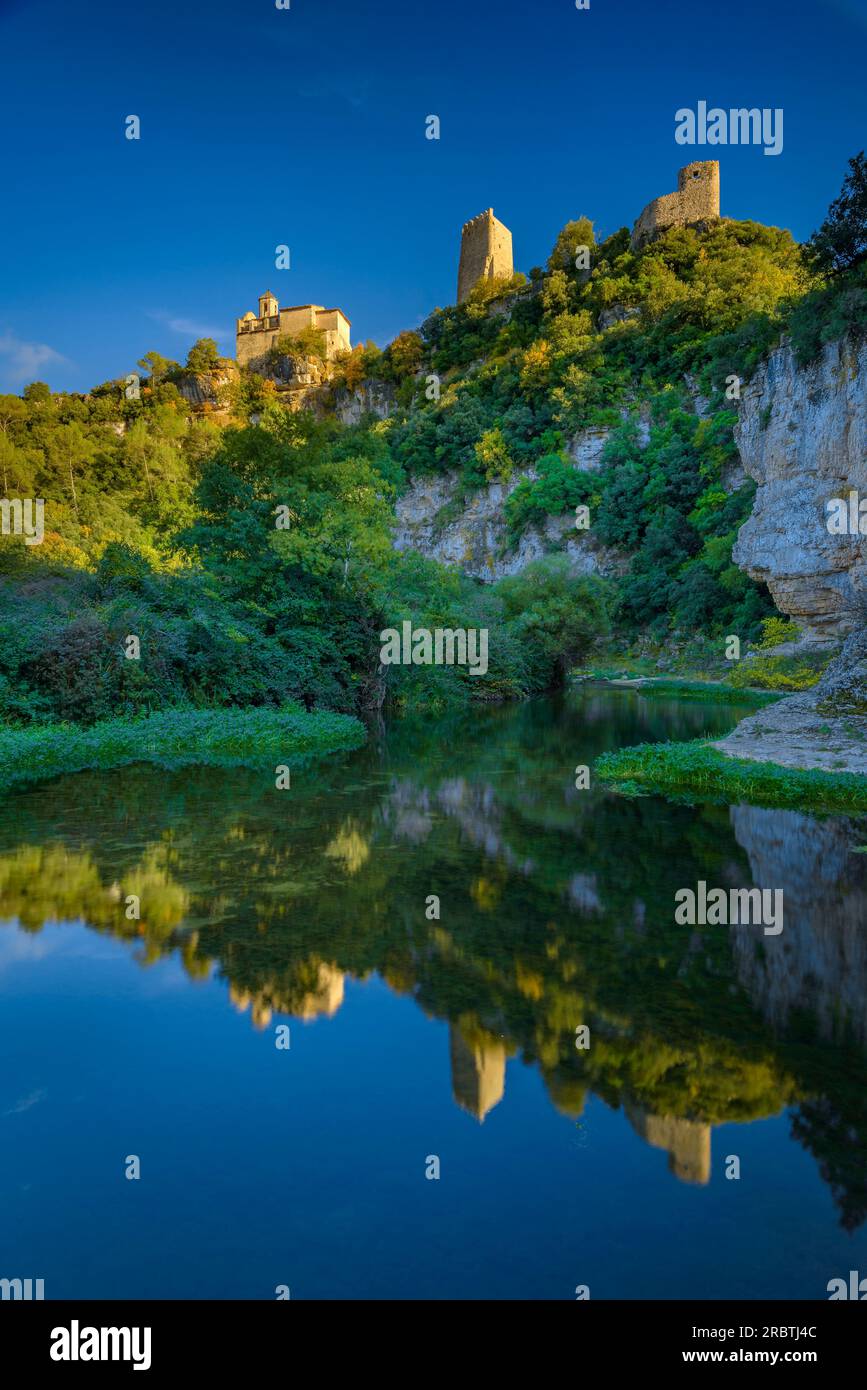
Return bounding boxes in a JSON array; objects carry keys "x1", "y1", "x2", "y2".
[
  {"x1": 449, "y1": 1021, "x2": 507, "y2": 1122},
  {"x1": 625, "y1": 1103, "x2": 712, "y2": 1185}
]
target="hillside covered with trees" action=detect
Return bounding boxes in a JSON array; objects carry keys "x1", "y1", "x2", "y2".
[{"x1": 1, "y1": 155, "x2": 866, "y2": 731}]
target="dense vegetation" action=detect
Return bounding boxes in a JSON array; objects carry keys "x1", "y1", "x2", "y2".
[
  {"x1": 2, "y1": 155, "x2": 865, "y2": 730},
  {"x1": 0, "y1": 389, "x2": 610, "y2": 722}
]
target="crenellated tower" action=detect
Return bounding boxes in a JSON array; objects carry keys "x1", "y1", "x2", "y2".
[{"x1": 457, "y1": 208, "x2": 513, "y2": 303}]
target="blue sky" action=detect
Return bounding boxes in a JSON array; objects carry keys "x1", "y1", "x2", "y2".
[{"x1": 0, "y1": 0, "x2": 865, "y2": 393}]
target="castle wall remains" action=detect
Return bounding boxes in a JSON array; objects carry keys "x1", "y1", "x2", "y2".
[{"x1": 631, "y1": 161, "x2": 720, "y2": 250}]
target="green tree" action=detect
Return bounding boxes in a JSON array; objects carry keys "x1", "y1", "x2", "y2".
[
  {"x1": 186, "y1": 338, "x2": 222, "y2": 373},
  {"x1": 22, "y1": 381, "x2": 52, "y2": 404},
  {"x1": 496, "y1": 556, "x2": 611, "y2": 688},
  {"x1": 385, "y1": 331, "x2": 424, "y2": 381},
  {"x1": 45, "y1": 422, "x2": 98, "y2": 522},
  {"x1": 474, "y1": 426, "x2": 513, "y2": 482},
  {"x1": 806, "y1": 152, "x2": 867, "y2": 275},
  {"x1": 137, "y1": 350, "x2": 180, "y2": 386},
  {"x1": 547, "y1": 216, "x2": 596, "y2": 273}
]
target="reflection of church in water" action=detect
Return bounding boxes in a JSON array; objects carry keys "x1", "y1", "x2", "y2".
[{"x1": 228, "y1": 962, "x2": 345, "y2": 1030}]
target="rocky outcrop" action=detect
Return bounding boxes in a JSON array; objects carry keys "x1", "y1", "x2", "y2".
[
  {"x1": 566, "y1": 426, "x2": 611, "y2": 470},
  {"x1": 393, "y1": 461, "x2": 621, "y2": 583},
  {"x1": 176, "y1": 363, "x2": 239, "y2": 412},
  {"x1": 597, "y1": 303, "x2": 641, "y2": 332},
  {"x1": 815, "y1": 627, "x2": 867, "y2": 714},
  {"x1": 712, "y1": 338, "x2": 867, "y2": 772},
  {"x1": 264, "y1": 353, "x2": 331, "y2": 389},
  {"x1": 713, "y1": 630, "x2": 867, "y2": 773},
  {"x1": 733, "y1": 336, "x2": 867, "y2": 644},
  {"x1": 392, "y1": 419, "x2": 630, "y2": 582},
  {"x1": 713, "y1": 688, "x2": 867, "y2": 773},
  {"x1": 332, "y1": 380, "x2": 396, "y2": 425}
]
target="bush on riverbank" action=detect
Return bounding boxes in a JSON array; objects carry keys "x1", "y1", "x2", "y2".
[{"x1": 727, "y1": 651, "x2": 830, "y2": 692}]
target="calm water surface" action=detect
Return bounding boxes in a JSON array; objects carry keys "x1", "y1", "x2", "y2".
[{"x1": 2, "y1": 688, "x2": 867, "y2": 1299}]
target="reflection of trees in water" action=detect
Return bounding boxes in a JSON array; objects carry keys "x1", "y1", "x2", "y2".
[{"x1": 1, "y1": 691, "x2": 866, "y2": 1221}]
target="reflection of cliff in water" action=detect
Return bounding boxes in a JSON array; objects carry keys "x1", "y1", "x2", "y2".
[
  {"x1": 729, "y1": 805, "x2": 867, "y2": 1045},
  {"x1": 727, "y1": 804, "x2": 867, "y2": 1230}
]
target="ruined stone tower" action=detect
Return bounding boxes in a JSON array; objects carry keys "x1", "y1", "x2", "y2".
[
  {"x1": 625, "y1": 1104, "x2": 712, "y2": 1185},
  {"x1": 631, "y1": 161, "x2": 720, "y2": 250},
  {"x1": 449, "y1": 1021, "x2": 506, "y2": 1121},
  {"x1": 457, "y1": 208, "x2": 513, "y2": 303}
]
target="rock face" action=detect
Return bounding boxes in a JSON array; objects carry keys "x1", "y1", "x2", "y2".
[
  {"x1": 733, "y1": 336, "x2": 867, "y2": 644},
  {"x1": 333, "y1": 380, "x2": 396, "y2": 425},
  {"x1": 393, "y1": 456, "x2": 620, "y2": 583},
  {"x1": 597, "y1": 304, "x2": 641, "y2": 332},
  {"x1": 712, "y1": 688, "x2": 867, "y2": 774},
  {"x1": 713, "y1": 629, "x2": 867, "y2": 774},
  {"x1": 392, "y1": 420, "x2": 629, "y2": 582},
  {"x1": 265, "y1": 353, "x2": 331, "y2": 389},
  {"x1": 176, "y1": 364, "x2": 239, "y2": 411},
  {"x1": 815, "y1": 628, "x2": 867, "y2": 714},
  {"x1": 565, "y1": 426, "x2": 611, "y2": 470}
]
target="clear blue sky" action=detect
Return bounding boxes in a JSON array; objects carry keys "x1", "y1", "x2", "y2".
[{"x1": 1, "y1": 0, "x2": 865, "y2": 392}]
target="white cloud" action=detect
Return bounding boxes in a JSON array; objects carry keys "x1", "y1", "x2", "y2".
[
  {"x1": 0, "y1": 331, "x2": 67, "y2": 384},
  {"x1": 148, "y1": 311, "x2": 229, "y2": 341},
  {"x1": 3, "y1": 1088, "x2": 46, "y2": 1117}
]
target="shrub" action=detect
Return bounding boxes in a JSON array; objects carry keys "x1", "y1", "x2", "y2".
[{"x1": 728, "y1": 653, "x2": 828, "y2": 691}]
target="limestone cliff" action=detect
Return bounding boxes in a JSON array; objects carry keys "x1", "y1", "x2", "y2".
[
  {"x1": 393, "y1": 426, "x2": 621, "y2": 583},
  {"x1": 333, "y1": 380, "x2": 396, "y2": 425},
  {"x1": 176, "y1": 363, "x2": 239, "y2": 413},
  {"x1": 733, "y1": 336, "x2": 867, "y2": 644}
]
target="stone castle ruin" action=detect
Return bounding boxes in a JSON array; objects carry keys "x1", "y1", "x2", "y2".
[
  {"x1": 457, "y1": 207, "x2": 514, "y2": 303},
  {"x1": 631, "y1": 160, "x2": 720, "y2": 249},
  {"x1": 235, "y1": 292, "x2": 351, "y2": 369},
  {"x1": 232, "y1": 164, "x2": 722, "y2": 377}
]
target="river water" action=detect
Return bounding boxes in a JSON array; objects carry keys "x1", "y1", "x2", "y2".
[{"x1": 2, "y1": 688, "x2": 866, "y2": 1299}]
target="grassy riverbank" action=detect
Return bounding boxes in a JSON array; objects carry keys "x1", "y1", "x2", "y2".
[
  {"x1": 575, "y1": 674, "x2": 783, "y2": 706},
  {"x1": 596, "y1": 739, "x2": 867, "y2": 813},
  {"x1": 0, "y1": 706, "x2": 366, "y2": 791}
]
